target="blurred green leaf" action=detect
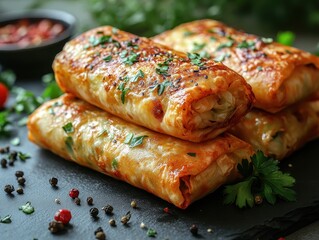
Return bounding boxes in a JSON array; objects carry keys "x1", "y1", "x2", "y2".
[{"x1": 276, "y1": 31, "x2": 295, "y2": 46}]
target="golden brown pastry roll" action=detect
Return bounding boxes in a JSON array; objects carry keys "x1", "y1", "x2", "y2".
[
  {"x1": 53, "y1": 26, "x2": 254, "y2": 142},
  {"x1": 27, "y1": 94, "x2": 254, "y2": 209},
  {"x1": 153, "y1": 19, "x2": 319, "y2": 113},
  {"x1": 230, "y1": 100, "x2": 319, "y2": 160}
]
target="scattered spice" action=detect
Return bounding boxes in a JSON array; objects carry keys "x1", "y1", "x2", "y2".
[
  {"x1": 16, "y1": 187, "x2": 24, "y2": 194},
  {"x1": 1, "y1": 158, "x2": 7, "y2": 168},
  {"x1": 147, "y1": 228, "x2": 157, "y2": 237},
  {"x1": 190, "y1": 224, "x2": 198, "y2": 235},
  {"x1": 0, "y1": 146, "x2": 10, "y2": 154},
  {"x1": 121, "y1": 211, "x2": 131, "y2": 224},
  {"x1": 187, "y1": 152, "x2": 196, "y2": 157},
  {"x1": 4, "y1": 184, "x2": 14, "y2": 194},
  {"x1": 15, "y1": 170, "x2": 24, "y2": 178},
  {"x1": 74, "y1": 197, "x2": 81, "y2": 206},
  {"x1": 18, "y1": 152, "x2": 30, "y2": 161},
  {"x1": 90, "y1": 207, "x2": 99, "y2": 218},
  {"x1": 109, "y1": 218, "x2": 116, "y2": 226},
  {"x1": 163, "y1": 207, "x2": 170, "y2": 214},
  {"x1": 48, "y1": 221, "x2": 65, "y2": 234},
  {"x1": 87, "y1": 196, "x2": 94, "y2": 205},
  {"x1": 288, "y1": 163, "x2": 293, "y2": 168},
  {"x1": 62, "y1": 122, "x2": 74, "y2": 134},
  {"x1": 19, "y1": 201, "x2": 35, "y2": 214},
  {"x1": 207, "y1": 228, "x2": 213, "y2": 233},
  {"x1": 130, "y1": 200, "x2": 137, "y2": 208},
  {"x1": 102, "y1": 204, "x2": 114, "y2": 214},
  {"x1": 140, "y1": 222, "x2": 146, "y2": 229},
  {"x1": 49, "y1": 177, "x2": 58, "y2": 187},
  {"x1": 10, "y1": 137, "x2": 20, "y2": 146},
  {"x1": 9, "y1": 151, "x2": 18, "y2": 161},
  {"x1": 54, "y1": 209, "x2": 72, "y2": 224},
  {"x1": 17, "y1": 177, "x2": 26, "y2": 185},
  {"x1": 55, "y1": 198, "x2": 61, "y2": 204},
  {"x1": 69, "y1": 188, "x2": 79, "y2": 199},
  {"x1": 94, "y1": 227, "x2": 106, "y2": 240}
]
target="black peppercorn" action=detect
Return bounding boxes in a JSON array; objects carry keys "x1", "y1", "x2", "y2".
[
  {"x1": 8, "y1": 159, "x2": 14, "y2": 166},
  {"x1": 95, "y1": 231, "x2": 106, "y2": 240},
  {"x1": 16, "y1": 187, "x2": 24, "y2": 194},
  {"x1": 48, "y1": 221, "x2": 65, "y2": 233},
  {"x1": 1, "y1": 158, "x2": 7, "y2": 168},
  {"x1": 9, "y1": 151, "x2": 17, "y2": 161},
  {"x1": 109, "y1": 218, "x2": 116, "y2": 226},
  {"x1": 49, "y1": 177, "x2": 58, "y2": 187},
  {"x1": 4, "y1": 184, "x2": 14, "y2": 194},
  {"x1": 87, "y1": 196, "x2": 93, "y2": 205},
  {"x1": 15, "y1": 170, "x2": 24, "y2": 178},
  {"x1": 90, "y1": 207, "x2": 99, "y2": 218},
  {"x1": 0, "y1": 146, "x2": 10, "y2": 154},
  {"x1": 94, "y1": 227, "x2": 104, "y2": 235},
  {"x1": 102, "y1": 204, "x2": 113, "y2": 214},
  {"x1": 74, "y1": 197, "x2": 81, "y2": 205},
  {"x1": 17, "y1": 177, "x2": 26, "y2": 185},
  {"x1": 190, "y1": 224, "x2": 198, "y2": 235}
]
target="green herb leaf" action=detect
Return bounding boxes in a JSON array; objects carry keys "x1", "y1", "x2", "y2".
[
  {"x1": 223, "y1": 151, "x2": 296, "y2": 208},
  {"x1": 17, "y1": 117, "x2": 28, "y2": 126},
  {"x1": 125, "y1": 133, "x2": 148, "y2": 148},
  {"x1": 261, "y1": 37, "x2": 273, "y2": 44},
  {"x1": 0, "y1": 215, "x2": 12, "y2": 224},
  {"x1": 187, "y1": 52, "x2": 204, "y2": 66},
  {"x1": 111, "y1": 158, "x2": 118, "y2": 170},
  {"x1": 214, "y1": 53, "x2": 230, "y2": 62},
  {"x1": 12, "y1": 87, "x2": 43, "y2": 114},
  {"x1": 103, "y1": 55, "x2": 112, "y2": 62},
  {"x1": 257, "y1": 66, "x2": 263, "y2": 71},
  {"x1": 147, "y1": 228, "x2": 157, "y2": 237},
  {"x1": 276, "y1": 31, "x2": 295, "y2": 46},
  {"x1": 157, "y1": 80, "x2": 171, "y2": 96},
  {"x1": 122, "y1": 52, "x2": 139, "y2": 65},
  {"x1": 184, "y1": 31, "x2": 194, "y2": 37},
  {"x1": 118, "y1": 82, "x2": 130, "y2": 104},
  {"x1": 0, "y1": 70, "x2": 16, "y2": 90},
  {"x1": 89, "y1": 34, "x2": 111, "y2": 46},
  {"x1": 0, "y1": 111, "x2": 11, "y2": 135},
  {"x1": 18, "y1": 152, "x2": 30, "y2": 161},
  {"x1": 65, "y1": 136, "x2": 74, "y2": 155},
  {"x1": 216, "y1": 40, "x2": 234, "y2": 50},
  {"x1": 192, "y1": 42, "x2": 206, "y2": 52},
  {"x1": 187, "y1": 152, "x2": 196, "y2": 157},
  {"x1": 237, "y1": 40, "x2": 256, "y2": 49},
  {"x1": 10, "y1": 137, "x2": 20, "y2": 146},
  {"x1": 19, "y1": 202, "x2": 35, "y2": 214},
  {"x1": 131, "y1": 69, "x2": 144, "y2": 82},
  {"x1": 62, "y1": 122, "x2": 74, "y2": 134}
]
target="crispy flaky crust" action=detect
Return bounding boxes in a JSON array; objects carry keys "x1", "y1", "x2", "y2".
[
  {"x1": 53, "y1": 26, "x2": 254, "y2": 142},
  {"x1": 153, "y1": 19, "x2": 319, "y2": 113},
  {"x1": 230, "y1": 100, "x2": 319, "y2": 160},
  {"x1": 27, "y1": 94, "x2": 254, "y2": 209}
]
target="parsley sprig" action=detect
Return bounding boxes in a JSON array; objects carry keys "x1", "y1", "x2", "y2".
[
  {"x1": 187, "y1": 53, "x2": 204, "y2": 66},
  {"x1": 224, "y1": 151, "x2": 296, "y2": 208}
]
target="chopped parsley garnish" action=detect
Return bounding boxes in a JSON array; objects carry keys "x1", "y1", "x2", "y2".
[
  {"x1": 18, "y1": 152, "x2": 30, "y2": 161},
  {"x1": 62, "y1": 122, "x2": 74, "y2": 134},
  {"x1": 131, "y1": 70, "x2": 144, "y2": 82},
  {"x1": 112, "y1": 27, "x2": 119, "y2": 35},
  {"x1": 257, "y1": 66, "x2": 263, "y2": 71},
  {"x1": 49, "y1": 101, "x2": 63, "y2": 115},
  {"x1": 214, "y1": 53, "x2": 230, "y2": 62},
  {"x1": 89, "y1": 34, "x2": 121, "y2": 48},
  {"x1": 122, "y1": 52, "x2": 139, "y2": 65},
  {"x1": 120, "y1": 50, "x2": 128, "y2": 58},
  {"x1": 199, "y1": 50, "x2": 210, "y2": 59},
  {"x1": 237, "y1": 40, "x2": 256, "y2": 50},
  {"x1": 103, "y1": 55, "x2": 112, "y2": 62},
  {"x1": 156, "y1": 59, "x2": 172, "y2": 76},
  {"x1": 126, "y1": 40, "x2": 139, "y2": 49},
  {"x1": 41, "y1": 73, "x2": 63, "y2": 100},
  {"x1": 111, "y1": 158, "x2": 118, "y2": 170},
  {"x1": 187, "y1": 52, "x2": 204, "y2": 66},
  {"x1": 19, "y1": 202, "x2": 35, "y2": 214},
  {"x1": 216, "y1": 40, "x2": 234, "y2": 50},
  {"x1": 65, "y1": 136, "x2": 74, "y2": 154},
  {"x1": 187, "y1": 152, "x2": 196, "y2": 157},
  {"x1": 124, "y1": 133, "x2": 148, "y2": 148},
  {"x1": 0, "y1": 111, "x2": 11, "y2": 135},
  {"x1": 210, "y1": 36, "x2": 217, "y2": 41},
  {"x1": 118, "y1": 82, "x2": 130, "y2": 104},
  {"x1": 223, "y1": 151, "x2": 296, "y2": 208},
  {"x1": 150, "y1": 80, "x2": 172, "y2": 96},
  {"x1": 147, "y1": 228, "x2": 157, "y2": 237},
  {"x1": 192, "y1": 42, "x2": 206, "y2": 52},
  {"x1": 0, "y1": 215, "x2": 12, "y2": 224}
]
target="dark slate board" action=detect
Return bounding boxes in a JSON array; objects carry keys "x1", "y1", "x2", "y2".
[{"x1": 1, "y1": 77, "x2": 319, "y2": 240}]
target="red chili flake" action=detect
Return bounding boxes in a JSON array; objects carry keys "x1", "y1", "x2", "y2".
[
  {"x1": 69, "y1": 188, "x2": 79, "y2": 199},
  {"x1": 54, "y1": 209, "x2": 72, "y2": 224},
  {"x1": 163, "y1": 207, "x2": 170, "y2": 213}
]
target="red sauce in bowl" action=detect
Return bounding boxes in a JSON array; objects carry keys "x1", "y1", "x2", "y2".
[{"x1": 0, "y1": 19, "x2": 65, "y2": 47}]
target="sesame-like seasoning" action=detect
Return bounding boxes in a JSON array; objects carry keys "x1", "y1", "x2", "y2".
[
  {"x1": 121, "y1": 211, "x2": 131, "y2": 224},
  {"x1": 109, "y1": 218, "x2": 116, "y2": 226}
]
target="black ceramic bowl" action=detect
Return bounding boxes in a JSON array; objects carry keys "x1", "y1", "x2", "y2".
[{"x1": 0, "y1": 9, "x2": 76, "y2": 78}]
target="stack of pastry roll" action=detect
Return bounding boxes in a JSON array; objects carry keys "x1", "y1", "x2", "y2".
[
  {"x1": 28, "y1": 26, "x2": 255, "y2": 208},
  {"x1": 153, "y1": 19, "x2": 319, "y2": 160}
]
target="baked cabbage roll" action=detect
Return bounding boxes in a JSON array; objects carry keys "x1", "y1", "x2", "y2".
[
  {"x1": 27, "y1": 94, "x2": 254, "y2": 209},
  {"x1": 153, "y1": 19, "x2": 319, "y2": 113},
  {"x1": 230, "y1": 100, "x2": 319, "y2": 160},
  {"x1": 53, "y1": 26, "x2": 254, "y2": 142}
]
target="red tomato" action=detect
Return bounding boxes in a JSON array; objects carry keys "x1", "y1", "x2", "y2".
[{"x1": 0, "y1": 83, "x2": 9, "y2": 108}]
